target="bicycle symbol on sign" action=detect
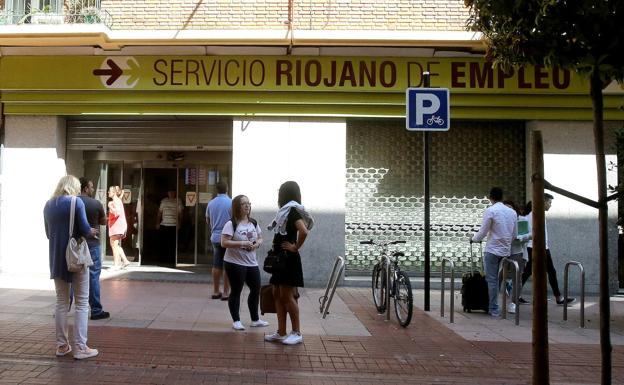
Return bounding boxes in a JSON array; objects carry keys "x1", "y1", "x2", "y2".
[{"x1": 426, "y1": 115, "x2": 445, "y2": 126}]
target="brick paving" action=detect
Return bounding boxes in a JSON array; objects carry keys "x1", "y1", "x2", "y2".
[{"x1": 0, "y1": 285, "x2": 623, "y2": 384}]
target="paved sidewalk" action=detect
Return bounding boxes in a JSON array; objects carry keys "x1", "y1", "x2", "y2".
[{"x1": 0, "y1": 271, "x2": 623, "y2": 384}]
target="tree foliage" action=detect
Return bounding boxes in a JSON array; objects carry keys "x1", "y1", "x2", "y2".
[
  {"x1": 465, "y1": 0, "x2": 624, "y2": 84},
  {"x1": 465, "y1": 2, "x2": 623, "y2": 384}
]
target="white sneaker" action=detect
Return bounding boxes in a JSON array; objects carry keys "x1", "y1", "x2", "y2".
[
  {"x1": 250, "y1": 319, "x2": 269, "y2": 327},
  {"x1": 232, "y1": 321, "x2": 245, "y2": 330},
  {"x1": 507, "y1": 302, "x2": 517, "y2": 314},
  {"x1": 264, "y1": 332, "x2": 287, "y2": 342},
  {"x1": 282, "y1": 331, "x2": 303, "y2": 345},
  {"x1": 73, "y1": 346, "x2": 98, "y2": 360}
]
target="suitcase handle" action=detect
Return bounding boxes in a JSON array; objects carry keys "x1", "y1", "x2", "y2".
[{"x1": 469, "y1": 241, "x2": 483, "y2": 271}]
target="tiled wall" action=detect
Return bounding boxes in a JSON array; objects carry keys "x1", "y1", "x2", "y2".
[
  {"x1": 345, "y1": 119, "x2": 526, "y2": 273},
  {"x1": 99, "y1": 0, "x2": 469, "y2": 30}
]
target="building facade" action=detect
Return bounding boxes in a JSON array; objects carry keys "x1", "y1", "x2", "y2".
[{"x1": 0, "y1": 0, "x2": 622, "y2": 292}]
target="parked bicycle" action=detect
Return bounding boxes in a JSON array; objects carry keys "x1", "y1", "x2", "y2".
[{"x1": 361, "y1": 239, "x2": 413, "y2": 327}]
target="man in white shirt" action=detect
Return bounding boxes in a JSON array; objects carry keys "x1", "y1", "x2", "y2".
[
  {"x1": 471, "y1": 187, "x2": 518, "y2": 317},
  {"x1": 156, "y1": 190, "x2": 182, "y2": 264}
]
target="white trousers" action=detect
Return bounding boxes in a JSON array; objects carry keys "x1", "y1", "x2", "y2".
[{"x1": 54, "y1": 267, "x2": 89, "y2": 349}]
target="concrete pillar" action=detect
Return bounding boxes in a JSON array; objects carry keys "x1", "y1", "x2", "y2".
[
  {"x1": 232, "y1": 118, "x2": 346, "y2": 287},
  {"x1": 0, "y1": 116, "x2": 66, "y2": 288}
]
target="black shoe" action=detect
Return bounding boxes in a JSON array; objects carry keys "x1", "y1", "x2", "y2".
[
  {"x1": 556, "y1": 297, "x2": 575, "y2": 305},
  {"x1": 518, "y1": 297, "x2": 530, "y2": 304},
  {"x1": 90, "y1": 311, "x2": 110, "y2": 320}
]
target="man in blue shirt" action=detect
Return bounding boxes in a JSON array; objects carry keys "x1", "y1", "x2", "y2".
[{"x1": 206, "y1": 181, "x2": 231, "y2": 300}]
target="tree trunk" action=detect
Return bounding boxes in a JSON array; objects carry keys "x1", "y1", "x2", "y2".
[
  {"x1": 532, "y1": 130, "x2": 549, "y2": 385},
  {"x1": 590, "y1": 70, "x2": 612, "y2": 385}
]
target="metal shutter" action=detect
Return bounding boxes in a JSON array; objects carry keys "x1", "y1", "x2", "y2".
[{"x1": 66, "y1": 120, "x2": 232, "y2": 151}]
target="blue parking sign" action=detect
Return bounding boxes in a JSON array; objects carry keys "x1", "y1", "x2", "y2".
[{"x1": 406, "y1": 88, "x2": 450, "y2": 131}]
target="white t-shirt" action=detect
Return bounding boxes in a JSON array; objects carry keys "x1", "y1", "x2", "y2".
[
  {"x1": 471, "y1": 201, "x2": 518, "y2": 257},
  {"x1": 222, "y1": 220, "x2": 261, "y2": 267},
  {"x1": 526, "y1": 213, "x2": 549, "y2": 249}
]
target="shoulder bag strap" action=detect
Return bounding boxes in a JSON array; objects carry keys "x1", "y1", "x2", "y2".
[{"x1": 68, "y1": 196, "x2": 76, "y2": 241}]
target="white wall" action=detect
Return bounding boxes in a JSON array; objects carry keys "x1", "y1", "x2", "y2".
[
  {"x1": 0, "y1": 116, "x2": 67, "y2": 288},
  {"x1": 232, "y1": 118, "x2": 346, "y2": 287},
  {"x1": 527, "y1": 121, "x2": 620, "y2": 294}
]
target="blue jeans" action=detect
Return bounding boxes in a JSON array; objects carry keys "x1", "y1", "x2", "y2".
[
  {"x1": 88, "y1": 245, "x2": 104, "y2": 316},
  {"x1": 483, "y1": 252, "x2": 503, "y2": 314}
]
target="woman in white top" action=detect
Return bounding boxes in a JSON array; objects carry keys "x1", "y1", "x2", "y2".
[
  {"x1": 221, "y1": 195, "x2": 269, "y2": 330},
  {"x1": 502, "y1": 200, "x2": 531, "y2": 314}
]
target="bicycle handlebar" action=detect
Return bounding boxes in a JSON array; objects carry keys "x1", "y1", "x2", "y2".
[{"x1": 359, "y1": 240, "x2": 406, "y2": 246}]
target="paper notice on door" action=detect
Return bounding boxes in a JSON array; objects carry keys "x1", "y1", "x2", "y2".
[
  {"x1": 208, "y1": 171, "x2": 216, "y2": 185},
  {"x1": 199, "y1": 192, "x2": 212, "y2": 204},
  {"x1": 186, "y1": 191, "x2": 197, "y2": 206},
  {"x1": 122, "y1": 190, "x2": 132, "y2": 204}
]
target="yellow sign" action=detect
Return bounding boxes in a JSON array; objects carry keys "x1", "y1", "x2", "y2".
[{"x1": 0, "y1": 55, "x2": 592, "y2": 94}]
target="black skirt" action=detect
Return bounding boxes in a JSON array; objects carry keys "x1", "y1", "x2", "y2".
[{"x1": 269, "y1": 250, "x2": 304, "y2": 287}]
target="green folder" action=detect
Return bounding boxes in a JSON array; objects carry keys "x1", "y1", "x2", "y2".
[{"x1": 518, "y1": 220, "x2": 529, "y2": 236}]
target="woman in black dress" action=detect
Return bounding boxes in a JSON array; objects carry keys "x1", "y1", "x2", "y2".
[{"x1": 264, "y1": 181, "x2": 313, "y2": 345}]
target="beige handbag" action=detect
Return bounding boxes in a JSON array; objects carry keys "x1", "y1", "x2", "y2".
[{"x1": 65, "y1": 196, "x2": 93, "y2": 273}]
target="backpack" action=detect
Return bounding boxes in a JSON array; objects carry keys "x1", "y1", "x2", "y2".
[{"x1": 231, "y1": 217, "x2": 258, "y2": 234}]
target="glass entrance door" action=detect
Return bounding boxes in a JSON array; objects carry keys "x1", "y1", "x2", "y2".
[
  {"x1": 84, "y1": 159, "x2": 231, "y2": 268},
  {"x1": 84, "y1": 161, "x2": 142, "y2": 265},
  {"x1": 143, "y1": 167, "x2": 178, "y2": 267}
]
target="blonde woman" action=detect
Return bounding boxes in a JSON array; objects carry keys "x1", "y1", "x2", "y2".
[
  {"x1": 107, "y1": 186, "x2": 130, "y2": 269},
  {"x1": 43, "y1": 175, "x2": 99, "y2": 359}
]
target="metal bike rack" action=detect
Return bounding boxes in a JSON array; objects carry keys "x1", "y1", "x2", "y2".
[
  {"x1": 563, "y1": 261, "x2": 585, "y2": 328},
  {"x1": 319, "y1": 256, "x2": 345, "y2": 319},
  {"x1": 440, "y1": 257, "x2": 455, "y2": 323},
  {"x1": 500, "y1": 257, "x2": 521, "y2": 326}
]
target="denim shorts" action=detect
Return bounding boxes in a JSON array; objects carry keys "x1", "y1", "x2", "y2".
[{"x1": 212, "y1": 243, "x2": 226, "y2": 269}]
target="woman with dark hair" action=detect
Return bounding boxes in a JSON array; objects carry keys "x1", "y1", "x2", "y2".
[
  {"x1": 264, "y1": 181, "x2": 314, "y2": 345},
  {"x1": 221, "y1": 194, "x2": 268, "y2": 330},
  {"x1": 44, "y1": 175, "x2": 99, "y2": 359}
]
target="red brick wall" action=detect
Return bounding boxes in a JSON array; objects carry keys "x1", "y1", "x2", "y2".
[{"x1": 100, "y1": 0, "x2": 469, "y2": 31}]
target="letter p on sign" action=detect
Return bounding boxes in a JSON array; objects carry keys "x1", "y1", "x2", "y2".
[{"x1": 406, "y1": 88, "x2": 450, "y2": 131}]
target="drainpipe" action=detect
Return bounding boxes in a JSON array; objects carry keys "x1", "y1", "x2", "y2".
[{"x1": 287, "y1": 0, "x2": 294, "y2": 54}]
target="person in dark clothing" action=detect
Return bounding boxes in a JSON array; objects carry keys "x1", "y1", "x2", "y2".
[
  {"x1": 520, "y1": 194, "x2": 575, "y2": 305},
  {"x1": 264, "y1": 181, "x2": 314, "y2": 346},
  {"x1": 78, "y1": 177, "x2": 110, "y2": 320}
]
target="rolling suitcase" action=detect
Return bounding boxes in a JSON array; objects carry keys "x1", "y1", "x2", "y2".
[{"x1": 461, "y1": 242, "x2": 489, "y2": 313}]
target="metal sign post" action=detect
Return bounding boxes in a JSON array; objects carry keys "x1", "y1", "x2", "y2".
[
  {"x1": 423, "y1": 73, "x2": 431, "y2": 311},
  {"x1": 405, "y1": 73, "x2": 450, "y2": 312}
]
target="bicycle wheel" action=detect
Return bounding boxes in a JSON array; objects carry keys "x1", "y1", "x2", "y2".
[
  {"x1": 371, "y1": 262, "x2": 387, "y2": 313},
  {"x1": 393, "y1": 271, "x2": 413, "y2": 327}
]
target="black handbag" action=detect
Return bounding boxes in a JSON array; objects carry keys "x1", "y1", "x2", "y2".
[{"x1": 263, "y1": 249, "x2": 287, "y2": 274}]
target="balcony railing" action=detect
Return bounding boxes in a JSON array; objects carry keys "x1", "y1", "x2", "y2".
[{"x1": 1, "y1": 0, "x2": 112, "y2": 28}]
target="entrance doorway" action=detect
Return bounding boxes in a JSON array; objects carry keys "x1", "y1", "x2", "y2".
[
  {"x1": 83, "y1": 154, "x2": 231, "y2": 268},
  {"x1": 143, "y1": 168, "x2": 177, "y2": 266}
]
